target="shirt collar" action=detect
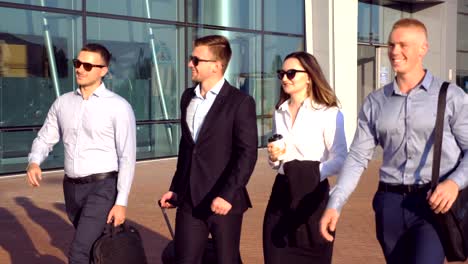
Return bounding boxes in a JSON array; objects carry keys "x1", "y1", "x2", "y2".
[
  {"x1": 75, "y1": 82, "x2": 108, "y2": 97},
  {"x1": 278, "y1": 97, "x2": 316, "y2": 112},
  {"x1": 391, "y1": 70, "x2": 433, "y2": 95},
  {"x1": 194, "y1": 78, "x2": 225, "y2": 99}
]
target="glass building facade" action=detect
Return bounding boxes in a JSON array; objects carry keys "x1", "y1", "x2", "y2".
[
  {"x1": 457, "y1": 0, "x2": 468, "y2": 92},
  {"x1": 0, "y1": 0, "x2": 305, "y2": 175}
]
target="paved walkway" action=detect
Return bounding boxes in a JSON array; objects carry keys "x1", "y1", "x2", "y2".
[{"x1": 0, "y1": 149, "x2": 465, "y2": 263}]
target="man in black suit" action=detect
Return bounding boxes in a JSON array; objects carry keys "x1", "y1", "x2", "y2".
[{"x1": 160, "y1": 35, "x2": 258, "y2": 264}]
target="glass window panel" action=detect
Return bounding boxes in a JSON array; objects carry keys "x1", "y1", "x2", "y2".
[
  {"x1": 459, "y1": 0, "x2": 468, "y2": 13},
  {"x1": 358, "y1": 2, "x2": 372, "y2": 42},
  {"x1": 373, "y1": 4, "x2": 404, "y2": 44},
  {"x1": 86, "y1": 0, "x2": 183, "y2": 21},
  {"x1": 264, "y1": 0, "x2": 304, "y2": 34},
  {"x1": 456, "y1": 52, "x2": 468, "y2": 93},
  {"x1": 260, "y1": 117, "x2": 273, "y2": 147},
  {"x1": 87, "y1": 17, "x2": 184, "y2": 121},
  {"x1": 1, "y1": 0, "x2": 81, "y2": 10},
  {"x1": 136, "y1": 123, "x2": 180, "y2": 159},
  {"x1": 263, "y1": 35, "x2": 303, "y2": 117},
  {"x1": 187, "y1": 0, "x2": 261, "y2": 30},
  {"x1": 0, "y1": 130, "x2": 64, "y2": 174},
  {"x1": 187, "y1": 28, "x2": 262, "y2": 114},
  {"x1": 358, "y1": 1, "x2": 408, "y2": 44},
  {"x1": 0, "y1": 7, "x2": 81, "y2": 127},
  {"x1": 457, "y1": 14, "x2": 468, "y2": 51}
]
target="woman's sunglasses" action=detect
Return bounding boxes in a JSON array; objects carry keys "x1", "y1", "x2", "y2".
[
  {"x1": 72, "y1": 59, "x2": 106, "y2": 71},
  {"x1": 277, "y1": 69, "x2": 307, "y2": 80},
  {"x1": 189, "y1": 55, "x2": 216, "y2": 66}
]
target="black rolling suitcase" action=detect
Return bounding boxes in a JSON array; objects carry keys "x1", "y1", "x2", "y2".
[{"x1": 158, "y1": 201, "x2": 242, "y2": 264}]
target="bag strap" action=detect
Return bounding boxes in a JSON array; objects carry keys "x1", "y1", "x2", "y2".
[{"x1": 431, "y1": 82, "x2": 450, "y2": 191}]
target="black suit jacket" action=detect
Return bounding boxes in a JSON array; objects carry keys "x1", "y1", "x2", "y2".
[{"x1": 170, "y1": 80, "x2": 258, "y2": 213}]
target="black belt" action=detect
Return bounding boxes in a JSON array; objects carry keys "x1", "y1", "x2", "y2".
[
  {"x1": 378, "y1": 182, "x2": 431, "y2": 194},
  {"x1": 64, "y1": 171, "x2": 118, "y2": 184}
]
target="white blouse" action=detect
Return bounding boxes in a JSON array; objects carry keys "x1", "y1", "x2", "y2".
[{"x1": 269, "y1": 98, "x2": 348, "y2": 181}]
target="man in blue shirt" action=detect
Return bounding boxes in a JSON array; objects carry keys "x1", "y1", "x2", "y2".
[
  {"x1": 320, "y1": 18, "x2": 468, "y2": 263},
  {"x1": 27, "y1": 43, "x2": 136, "y2": 264}
]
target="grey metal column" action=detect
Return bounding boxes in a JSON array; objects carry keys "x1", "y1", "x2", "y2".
[
  {"x1": 40, "y1": 0, "x2": 60, "y2": 98},
  {"x1": 144, "y1": 0, "x2": 173, "y2": 147}
]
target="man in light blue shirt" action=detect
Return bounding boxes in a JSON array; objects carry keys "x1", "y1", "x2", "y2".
[
  {"x1": 320, "y1": 18, "x2": 468, "y2": 263},
  {"x1": 27, "y1": 43, "x2": 136, "y2": 264}
]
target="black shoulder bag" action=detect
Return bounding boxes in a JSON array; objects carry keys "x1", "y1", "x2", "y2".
[{"x1": 431, "y1": 82, "x2": 468, "y2": 262}]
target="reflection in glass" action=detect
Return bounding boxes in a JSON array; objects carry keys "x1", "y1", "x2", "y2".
[
  {"x1": 86, "y1": 0, "x2": 183, "y2": 21},
  {"x1": 261, "y1": 117, "x2": 273, "y2": 146},
  {"x1": 87, "y1": 17, "x2": 183, "y2": 152},
  {"x1": 457, "y1": 14, "x2": 468, "y2": 51},
  {"x1": 0, "y1": 7, "x2": 81, "y2": 127},
  {"x1": 188, "y1": 28, "x2": 262, "y2": 113},
  {"x1": 188, "y1": 0, "x2": 260, "y2": 30},
  {"x1": 263, "y1": 35, "x2": 303, "y2": 117},
  {"x1": 264, "y1": 0, "x2": 304, "y2": 34},
  {"x1": 0, "y1": 0, "x2": 81, "y2": 10},
  {"x1": 358, "y1": 1, "x2": 407, "y2": 44},
  {"x1": 456, "y1": 52, "x2": 468, "y2": 93},
  {"x1": 0, "y1": 130, "x2": 64, "y2": 175},
  {"x1": 136, "y1": 123, "x2": 180, "y2": 159}
]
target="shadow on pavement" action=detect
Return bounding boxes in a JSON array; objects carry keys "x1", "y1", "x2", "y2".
[
  {"x1": 0, "y1": 207, "x2": 64, "y2": 264},
  {"x1": 15, "y1": 197, "x2": 73, "y2": 257}
]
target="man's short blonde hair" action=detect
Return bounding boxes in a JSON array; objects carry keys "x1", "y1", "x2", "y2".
[{"x1": 391, "y1": 18, "x2": 428, "y2": 40}]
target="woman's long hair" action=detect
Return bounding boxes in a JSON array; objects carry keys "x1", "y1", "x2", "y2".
[{"x1": 275, "y1": 51, "x2": 339, "y2": 109}]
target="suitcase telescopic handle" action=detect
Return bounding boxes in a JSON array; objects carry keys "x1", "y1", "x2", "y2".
[{"x1": 158, "y1": 199, "x2": 175, "y2": 239}]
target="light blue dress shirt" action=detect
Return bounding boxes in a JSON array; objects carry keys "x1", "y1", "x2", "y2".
[
  {"x1": 328, "y1": 71, "x2": 468, "y2": 212},
  {"x1": 28, "y1": 83, "x2": 137, "y2": 206},
  {"x1": 186, "y1": 78, "x2": 225, "y2": 141}
]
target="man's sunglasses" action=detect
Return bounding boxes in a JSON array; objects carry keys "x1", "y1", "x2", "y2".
[
  {"x1": 72, "y1": 59, "x2": 106, "y2": 71},
  {"x1": 277, "y1": 69, "x2": 307, "y2": 80},
  {"x1": 189, "y1": 55, "x2": 216, "y2": 66}
]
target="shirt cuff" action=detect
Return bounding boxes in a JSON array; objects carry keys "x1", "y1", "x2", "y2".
[
  {"x1": 268, "y1": 158, "x2": 280, "y2": 169},
  {"x1": 448, "y1": 174, "x2": 466, "y2": 190},
  {"x1": 326, "y1": 187, "x2": 347, "y2": 213},
  {"x1": 28, "y1": 154, "x2": 43, "y2": 165},
  {"x1": 115, "y1": 192, "x2": 129, "y2": 207}
]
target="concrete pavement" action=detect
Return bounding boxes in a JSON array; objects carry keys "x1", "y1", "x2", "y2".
[{"x1": 0, "y1": 149, "x2": 464, "y2": 263}]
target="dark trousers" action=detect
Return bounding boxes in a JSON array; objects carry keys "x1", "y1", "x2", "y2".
[
  {"x1": 263, "y1": 174, "x2": 333, "y2": 264},
  {"x1": 373, "y1": 190, "x2": 445, "y2": 264},
  {"x1": 174, "y1": 202, "x2": 243, "y2": 264},
  {"x1": 63, "y1": 177, "x2": 117, "y2": 264}
]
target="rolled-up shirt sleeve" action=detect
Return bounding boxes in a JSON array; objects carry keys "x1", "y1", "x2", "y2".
[
  {"x1": 28, "y1": 98, "x2": 61, "y2": 165},
  {"x1": 113, "y1": 101, "x2": 137, "y2": 206}
]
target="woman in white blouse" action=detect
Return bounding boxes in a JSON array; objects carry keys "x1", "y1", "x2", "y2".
[{"x1": 263, "y1": 51, "x2": 348, "y2": 264}]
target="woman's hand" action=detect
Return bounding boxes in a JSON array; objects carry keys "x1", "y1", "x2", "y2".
[{"x1": 267, "y1": 142, "x2": 286, "y2": 162}]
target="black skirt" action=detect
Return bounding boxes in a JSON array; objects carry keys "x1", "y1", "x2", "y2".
[{"x1": 263, "y1": 160, "x2": 334, "y2": 264}]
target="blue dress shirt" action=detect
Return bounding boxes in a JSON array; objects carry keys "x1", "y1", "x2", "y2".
[
  {"x1": 328, "y1": 71, "x2": 468, "y2": 212},
  {"x1": 28, "y1": 83, "x2": 137, "y2": 206}
]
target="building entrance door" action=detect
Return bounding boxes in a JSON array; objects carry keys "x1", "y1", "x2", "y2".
[{"x1": 357, "y1": 45, "x2": 394, "y2": 111}]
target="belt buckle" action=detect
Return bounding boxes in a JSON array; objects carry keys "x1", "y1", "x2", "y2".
[{"x1": 406, "y1": 185, "x2": 414, "y2": 193}]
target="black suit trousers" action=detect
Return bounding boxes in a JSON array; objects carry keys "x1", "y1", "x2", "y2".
[
  {"x1": 174, "y1": 202, "x2": 243, "y2": 264},
  {"x1": 63, "y1": 177, "x2": 117, "y2": 264}
]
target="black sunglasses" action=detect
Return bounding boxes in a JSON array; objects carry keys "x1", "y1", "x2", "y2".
[
  {"x1": 277, "y1": 69, "x2": 307, "y2": 80},
  {"x1": 72, "y1": 59, "x2": 106, "y2": 71},
  {"x1": 189, "y1": 55, "x2": 216, "y2": 66}
]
